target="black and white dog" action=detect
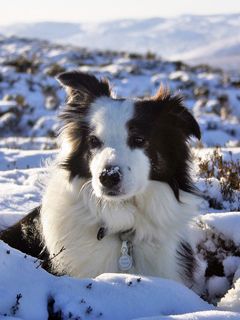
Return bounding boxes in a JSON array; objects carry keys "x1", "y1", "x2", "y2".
[{"x1": 0, "y1": 72, "x2": 202, "y2": 289}]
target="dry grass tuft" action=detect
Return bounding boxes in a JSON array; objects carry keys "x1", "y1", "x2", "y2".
[{"x1": 197, "y1": 148, "x2": 240, "y2": 210}]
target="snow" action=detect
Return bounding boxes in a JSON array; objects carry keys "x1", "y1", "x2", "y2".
[
  {"x1": 0, "y1": 241, "x2": 213, "y2": 320},
  {"x1": 223, "y1": 257, "x2": 240, "y2": 278},
  {"x1": 1, "y1": 14, "x2": 240, "y2": 69},
  {"x1": 206, "y1": 276, "x2": 230, "y2": 301},
  {"x1": 219, "y1": 278, "x2": 240, "y2": 313},
  {"x1": 0, "y1": 148, "x2": 56, "y2": 170},
  {"x1": 0, "y1": 100, "x2": 17, "y2": 111},
  {"x1": 202, "y1": 212, "x2": 240, "y2": 246},
  {"x1": 0, "y1": 242, "x2": 50, "y2": 319},
  {"x1": 140, "y1": 311, "x2": 240, "y2": 319},
  {"x1": 0, "y1": 36, "x2": 239, "y2": 147},
  {"x1": 4, "y1": 240, "x2": 240, "y2": 320}
]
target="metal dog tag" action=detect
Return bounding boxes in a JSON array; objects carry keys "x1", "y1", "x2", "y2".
[{"x1": 118, "y1": 240, "x2": 133, "y2": 271}]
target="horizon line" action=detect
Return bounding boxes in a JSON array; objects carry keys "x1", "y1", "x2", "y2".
[{"x1": 0, "y1": 11, "x2": 239, "y2": 27}]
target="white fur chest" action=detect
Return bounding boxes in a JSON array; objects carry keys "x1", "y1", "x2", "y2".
[{"x1": 40, "y1": 170, "x2": 199, "y2": 280}]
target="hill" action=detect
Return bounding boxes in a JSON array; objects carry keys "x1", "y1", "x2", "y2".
[{"x1": 1, "y1": 14, "x2": 240, "y2": 69}]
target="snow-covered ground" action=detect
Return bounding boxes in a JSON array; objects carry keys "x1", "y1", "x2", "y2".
[
  {"x1": 2, "y1": 239, "x2": 240, "y2": 320},
  {"x1": 0, "y1": 36, "x2": 240, "y2": 319}
]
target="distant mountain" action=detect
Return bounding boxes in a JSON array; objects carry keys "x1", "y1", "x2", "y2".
[
  {"x1": 0, "y1": 22, "x2": 82, "y2": 41},
  {"x1": 1, "y1": 14, "x2": 240, "y2": 69}
]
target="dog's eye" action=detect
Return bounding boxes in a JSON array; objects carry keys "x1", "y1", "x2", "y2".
[
  {"x1": 88, "y1": 136, "x2": 102, "y2": 149},
  {"x1": 131, "y1": 136, "x2": 146, "y2": 148}
]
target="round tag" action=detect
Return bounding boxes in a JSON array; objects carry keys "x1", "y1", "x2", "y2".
[{"x1": 118, "y1": 254, "x2": 133, "y2": 271}]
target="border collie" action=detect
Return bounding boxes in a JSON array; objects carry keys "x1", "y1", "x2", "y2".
[{"x1": 0, "y1": 72, "x2": 202, "y2": 289}]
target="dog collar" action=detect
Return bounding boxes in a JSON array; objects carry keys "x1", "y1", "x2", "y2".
[{"x1": 97, "y1": 227, "x2": 135, "y2": 272}]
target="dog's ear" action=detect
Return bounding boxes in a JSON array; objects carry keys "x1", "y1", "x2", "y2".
[
  {"x1": 56, "y1": 71, "x2": 111, "y2": 100},
  {"x1": 154, "y1": 86, "x2": 201, "y2": 140}
]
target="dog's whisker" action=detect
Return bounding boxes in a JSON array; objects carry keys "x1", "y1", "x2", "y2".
[
  {"x1": 78, "y1": 180, "x2": 92, "y2": 198},
  {"x1": 82, "y1": 180, "x2": 92, "y2": 192}
]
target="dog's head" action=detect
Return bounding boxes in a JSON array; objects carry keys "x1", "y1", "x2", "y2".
[{"x1": 57, "y1": 71, "x2": 200, "y2": 201}]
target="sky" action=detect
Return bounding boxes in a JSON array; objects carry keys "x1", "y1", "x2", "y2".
[{"x1": 0, "y1": 0, "x2": 240, "y2": 25}]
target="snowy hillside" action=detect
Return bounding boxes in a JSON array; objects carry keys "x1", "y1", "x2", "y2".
[
  {"x1": 0, "y1": 36, "x2": 239, "y2": 146},
  {"x1": 0, "y1": 36, "x2": 240, "y2": 319},
  {"x1": 1, "y1": 14, "x2": 240, "y2": 68}
]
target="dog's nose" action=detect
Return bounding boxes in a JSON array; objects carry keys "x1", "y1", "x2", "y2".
[{"x1": 99, "y1": 166, "x2": 122, "y2": 188}]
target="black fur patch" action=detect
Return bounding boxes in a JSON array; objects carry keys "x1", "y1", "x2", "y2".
[
  {"x1": 176, "y1": 241, "x2": 196, "y2": 286},
  {"x1": 57, "y1": 71, "x2": 111, "y2": 98},
  {"x1": 128, "y1": 93, "x2": 201, "y2": 199},
  {"x1": 0, "y1": 206, "x2": 47, "y2": 260},
  {"x1": 59, "y1": 111, "x2": 91, "y2": 180},
  {"x1": 57, "y1": 72, "x2": 111, "y2": 180}
]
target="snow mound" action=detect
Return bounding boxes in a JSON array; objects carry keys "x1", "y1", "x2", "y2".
[
  {"x1": 138, "y1": 310, "x2": 240, "y2": 319},
  {"x1": 203, "y1": 212, "x2": 240, "y2": 246},
  {"x1": 219, "y1": 278, "x2": 240, "y2": 312},
  {"x1": 0, "y1": 241, "x2": 213, "y2": 320},
  {"x1": 2, "y1": 239, "x2": 240, "y2": 319}
]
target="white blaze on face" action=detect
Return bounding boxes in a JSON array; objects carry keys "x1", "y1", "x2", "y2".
[{"x1": 88, "y1": 96, "x2": 150, "y2": 200}]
